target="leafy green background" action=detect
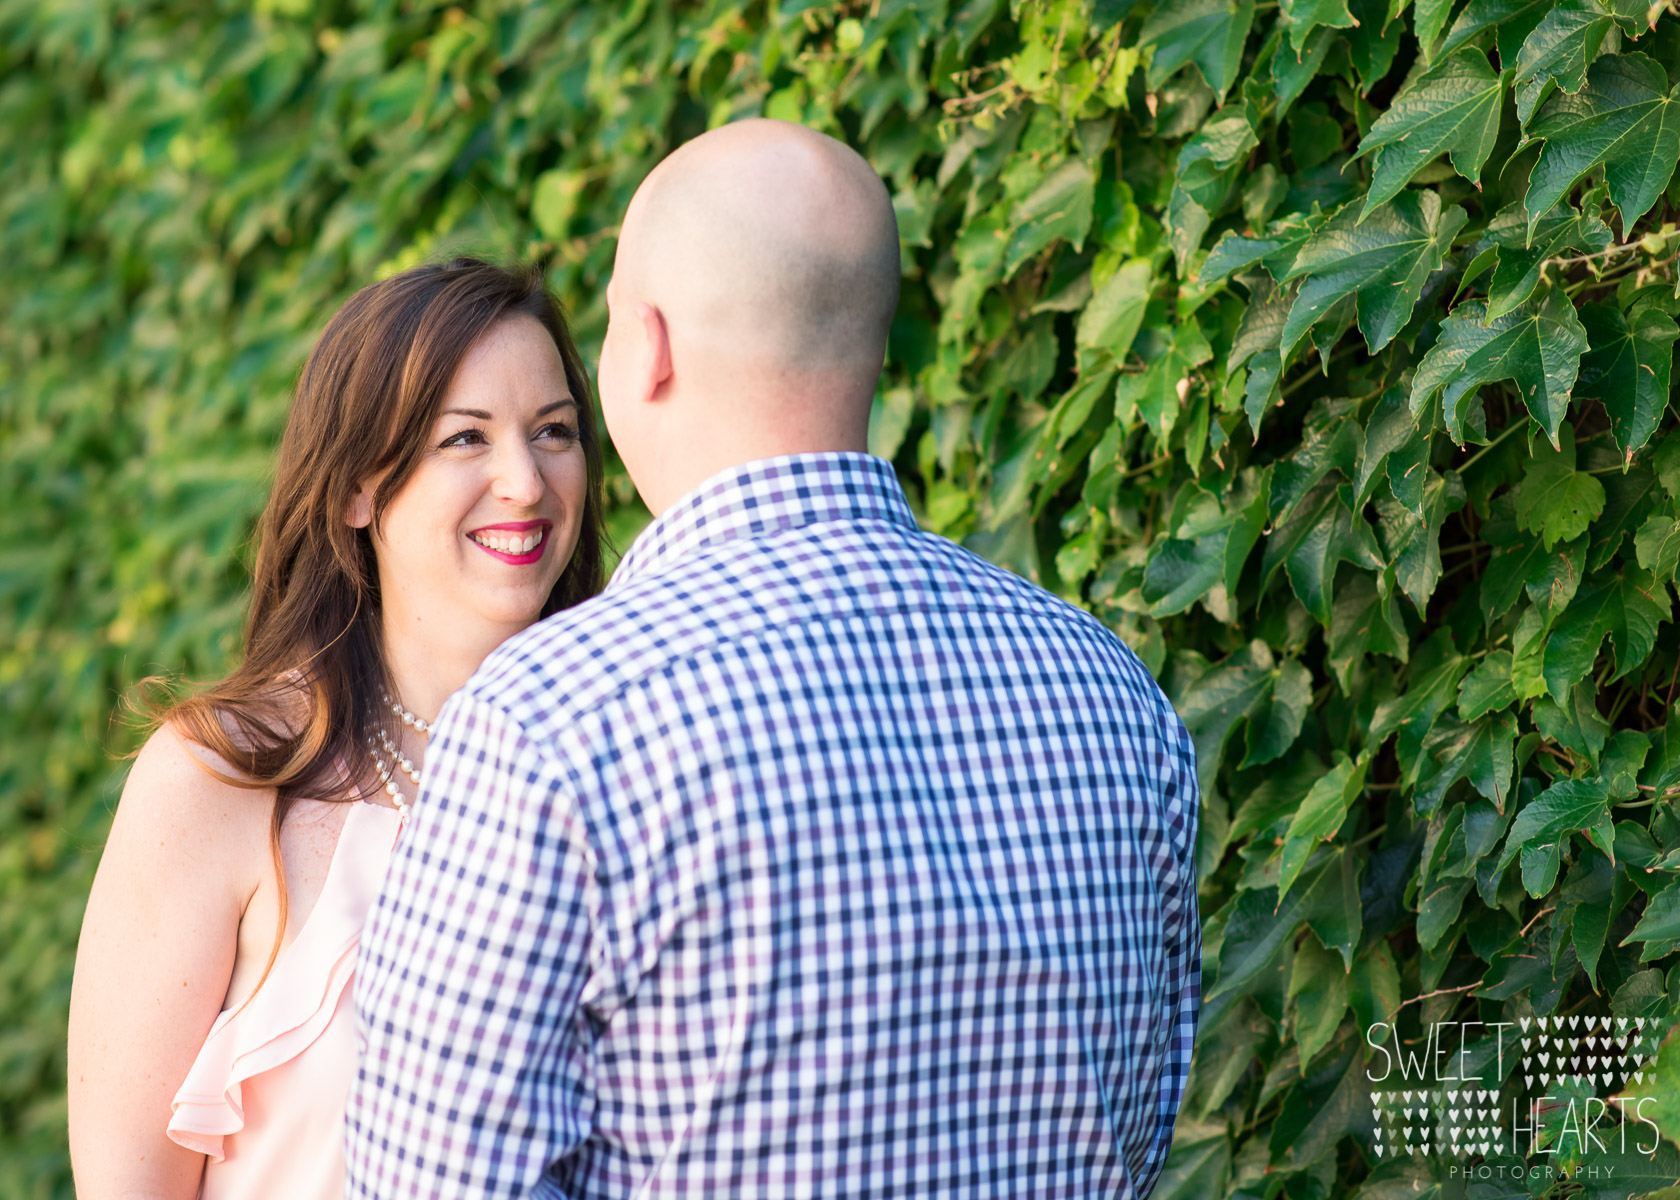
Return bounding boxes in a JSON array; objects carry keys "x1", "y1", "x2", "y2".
[{"x1": 9, "y1": 0, "x2": 1680, "y2": 1196}]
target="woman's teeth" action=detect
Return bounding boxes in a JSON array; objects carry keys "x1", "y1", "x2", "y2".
[{"x1": 472, "y1": 529, "x2": 544, "y2": 554}]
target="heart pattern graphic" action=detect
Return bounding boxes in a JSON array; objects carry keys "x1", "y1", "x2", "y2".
[
  {"x1": 1369, "y1": 1015, "x2": 1660, "y2": 1163},
  {"x1": 1516, "y1": 1016, "x2": 1659, "y2": 1093},
  {"x1": 1370, "y1": 1088, "x2": 1503, "y2": 1160}
]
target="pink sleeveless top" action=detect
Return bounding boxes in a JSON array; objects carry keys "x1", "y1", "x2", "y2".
[{"x1": 167, "y1": 800, "x2": 403, "y2": 1199}]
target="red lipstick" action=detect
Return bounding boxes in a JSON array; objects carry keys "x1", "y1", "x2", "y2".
[{"x1": 467, "y1": 519, "x2": 551, "y2": 566}]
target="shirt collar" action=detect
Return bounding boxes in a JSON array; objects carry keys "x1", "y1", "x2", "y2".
[{"x1": 608, "y1": 452, "x2": 917, "y2": 589}]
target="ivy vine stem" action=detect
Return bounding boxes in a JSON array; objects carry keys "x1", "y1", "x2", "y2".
[{"x1": 1454, "y1": 421, "x2": 1525, "y2": 473}]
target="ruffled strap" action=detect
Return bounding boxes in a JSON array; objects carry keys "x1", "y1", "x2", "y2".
[{"x1": 167, "y1": 801, "x2": 402, "y2": 1160}]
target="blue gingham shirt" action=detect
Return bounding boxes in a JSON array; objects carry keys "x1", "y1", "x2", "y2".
[{"x1": 347, "y1": 452, "x2": 1200, "y2": 1198}]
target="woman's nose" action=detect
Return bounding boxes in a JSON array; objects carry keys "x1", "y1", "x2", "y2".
[{"x1": 491, "y1": 445, "x2": 545, "y2": 507}]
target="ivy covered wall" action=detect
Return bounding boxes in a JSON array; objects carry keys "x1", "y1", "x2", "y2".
[{"x1": 7, "y1": 1, "x2": 1680, "y2": 1196}]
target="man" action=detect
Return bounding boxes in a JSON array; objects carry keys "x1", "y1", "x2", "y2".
[{"x1": 347, "y1": 118, "x2": 1200, "y2": 1198}]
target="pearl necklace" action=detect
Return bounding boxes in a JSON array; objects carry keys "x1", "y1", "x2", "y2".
[
  {"x1": 366, "y1": 691, "x2": 432, "y2": 820},
  {"x1": 374, "y1": 724, "x2": 420, "y2": 784},
  {"x1": 384, "y1": 691, "x2": 432, "y2": 735}
]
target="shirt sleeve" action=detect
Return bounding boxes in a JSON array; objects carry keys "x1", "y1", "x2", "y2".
[
  {"x1": 1139, "y1": 709, "x2": 1203, "y2": 1193},
  {"x1": 346, "y1": 690, "x2": 604, "y2": 1197}
]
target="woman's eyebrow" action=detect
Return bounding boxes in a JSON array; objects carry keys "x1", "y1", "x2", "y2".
[{"x1": 441, "y1": 397, "x2": 575, "y2": 420}]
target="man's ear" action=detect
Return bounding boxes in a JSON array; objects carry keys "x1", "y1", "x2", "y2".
[
  {"x1": 634, "y1": 301, "x2": 673, "y2": 401},
  {"x1": 346, "y1": 481, "x2": 374, "y2": 529}
]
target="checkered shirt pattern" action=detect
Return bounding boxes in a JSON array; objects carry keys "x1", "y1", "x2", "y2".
[{"x1": 347, "y1": 451, "x2": 1200, "y2": 1199}]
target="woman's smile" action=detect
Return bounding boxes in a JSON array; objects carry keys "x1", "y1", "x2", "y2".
[{"x1": 468, "y1": 519, "x2": 551, "y2": 564}]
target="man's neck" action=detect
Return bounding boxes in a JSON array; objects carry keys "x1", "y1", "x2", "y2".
[{"x1": 637, "y1": 434, "x2": 870, "y2": 517}]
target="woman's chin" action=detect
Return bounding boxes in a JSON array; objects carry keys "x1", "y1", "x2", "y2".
[{"x1": 472, "y1": 588, "x2": 561, "y2": 635}]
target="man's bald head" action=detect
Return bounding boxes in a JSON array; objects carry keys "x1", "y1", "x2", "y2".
[
  {"x1": 597, "y1": 121, "x2": 901, "y2": 512},
  {"x1": 615, "y1": 119, "x2": 900, "y2": 382}
]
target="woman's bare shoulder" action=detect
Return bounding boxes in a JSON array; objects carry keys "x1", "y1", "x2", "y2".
[{"x1": 117, "y1": 722, "x2": 276, "y2": 866}]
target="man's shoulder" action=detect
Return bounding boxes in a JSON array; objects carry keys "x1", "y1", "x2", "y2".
[
  {"x1": 467, "y1": 517, "x2": 1147, "y2": 733},
  {"x1": 466, "y1": 573, "x2": 696, "y2": 733}
]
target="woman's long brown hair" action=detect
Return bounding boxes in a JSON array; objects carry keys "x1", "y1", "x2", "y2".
[{"x1": 156, "y1": 257, "x2": 606, "y2": 999}]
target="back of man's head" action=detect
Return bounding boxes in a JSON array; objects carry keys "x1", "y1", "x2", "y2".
[{"x1": 598, "y1": 119, "x2": 901, "y2": 514}]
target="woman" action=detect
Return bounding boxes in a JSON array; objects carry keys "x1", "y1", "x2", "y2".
[{"x1": 66, "y1": 258, "x2": 606, "y2": 1199}]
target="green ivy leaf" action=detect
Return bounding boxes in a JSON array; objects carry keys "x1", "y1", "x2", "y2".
[
  {"x1": 1278, "y1": 749, "x2": 1369, "y2": 899},
  {"x1": 1653, "y1": 432, "x2": 1680, "y2": 497},
  {"x1": 1520, "y1": 839, "x2": 1566, "y2": 896},
  {"x1": 1494, "y1": 776, "x2": 1616, "y2": 876},
  {"x1": 1167, "y1": 110, "x2": 1260, "y2": 274},
  {"x1": 1477, "y1": 201, "x2": 1612, "y2": 322},
  {"x1": 1541, "y1": 567, "x2": 1669, "y2": 699},
  {"x1": 1369, "y1": 637, "x2": 1469, "y2": 780},
  {"x1": 1205, "y1": 890, "x2": 1289, "y2": 1010},
  {"x1": 1140, "y1": 0, "x2": 1257, "y2": 100},
  {"x1": 1533, "y1": 683, "x2": 1613, "y2": 762},
  {"x1": 1523, "y1": 52, "x2": 1680, "y2": 237},
  {"x1": 1201, "y1": 207, "x2": 1332, "y2": 284},
  {"x1": 1459, "y1": 650, "x2": 1519, "y2": 720},
  {"x1": 1242, "y1": 659, "x2": 1314, "y2": 767},
  {"x1": 1575, "y1": 302, "x2": 1679, "y2": 464},
  {"x1": 1152, "y1": 1122, "x2": 1233, "y2": 1198},
  {"x1": 1541, "y1": 575, "x2": 1615, "y2": 697},
  {"x1": 1306, "y1": 849, "x2": 1365, "y2": 971},
  {"x1": 1282, "y1": 0, "x2": 1358, "y2": 51},
  {"x1": 1280, "y1": 191, "x2": 1468, "y2": 360},
  {"x1": 1623, "y1": 877, "x2": 1680, "y2": 942},
  {"x1": 1228, "y1": 285, "x2": 1292, "y2": 439},
  {"x1": 1602, "y1": 728, "x2": 1652, "y2": 798},
  {"x1": 1115, "y1": 317, "x2": 1213, "y2": 442},
  {"x1": 1409, "y1": 0, "x2": 1459, "y2": 57},
  {"x1": 1613, "y1": 567, "x2": 1671, "y2": 677},
  {"x1": 1410, "y1": 292, "x2": 1590, "y2": 447},
  {"x1": 1356, "y1": 48, "x2": 1506, "y2": 217},
  {"x1": 1481, "y1": 530, "x2": 1551, "y2": 621},
  {"x1": 1076, "y1": 258, "x2": 1154, "y2": 363},
  {"x1": 1559, "y1": 850, "x2": 1616, "y2": 985},
  {"x1": 1142, "y1": 491, "x2": 1266, "y2": 614},
  {"x1": 1346, "y1": 0, "x2": 1399, "y2": 93},
  {"x1": 1587, "y1": 465, "x2": 1659, "y2": 569},
  {"x1": 1573, "y1": 1130, "x2": 1680, "y2": 1194},
  {"x1": 1635, "y1": 512, "x2": 1680, "y2": 581},
  {"x1": 1354, "y1": 389, "x2": 1423, "y2": 507},
  {"x1": 1288, "y1": 935, "x2": 1350, "y2": 1066},
  {"x1": 1177, "y1": 641, "x2": 1276, "y2": 795},
  {"x1": 1526, "y1": 530, "x2": 1591, "y2": 617},
  {"x1": 1326, "y1": 571, "x2": 1410, "y2": 687},
  {"x1": 1376, "y1": 470, "x2": 1464, "y2": 611},
  {"x1": 1262, "y1": 479, "x2": 1383, "y2": 625},
  {"x1": 1272, "y1": 24, "x2": 1337, "y2": 111},
  {"x1": 1512, "y1": 425, "x2": 1606, "y2": 548},
  {"x1": 1415, "y1": 712, "x2": 1518, "y2": 812},
  {"x1": 1441, "y1": 0, "x2": 1554, "y2": 64},
  {"x1": 1004, "y1": 156, "x2": 1097, "y2": 275},
  {"x1": 1348, "y1": 941, "x2": 1401, "y2": 1031},
  {"x1": 1418, "y1": 875, "x2": 1474, "y2": 949},
  {"x1": 530, "y1": 167, "x2": 583, "y2": 240},
  {"x1": 1513, "y1": 0, "x2": 1625, "y2": 125}
]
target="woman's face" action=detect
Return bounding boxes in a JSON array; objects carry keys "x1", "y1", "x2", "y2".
[{"x1": 354, "y1": 315, "x2": 588, "y2": 641}]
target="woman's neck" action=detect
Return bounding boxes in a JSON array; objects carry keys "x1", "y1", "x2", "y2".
[{"x1": 378, "y1": 610, "x2": 522, "y2": 724}]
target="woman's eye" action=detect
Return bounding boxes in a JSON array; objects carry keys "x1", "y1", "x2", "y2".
[
  {"x1": 437, "y1": 429, "x2": 486, "y2": 449},
  {"x1": 537, "y1": 421, "x2": 580, "y2": 443}
]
